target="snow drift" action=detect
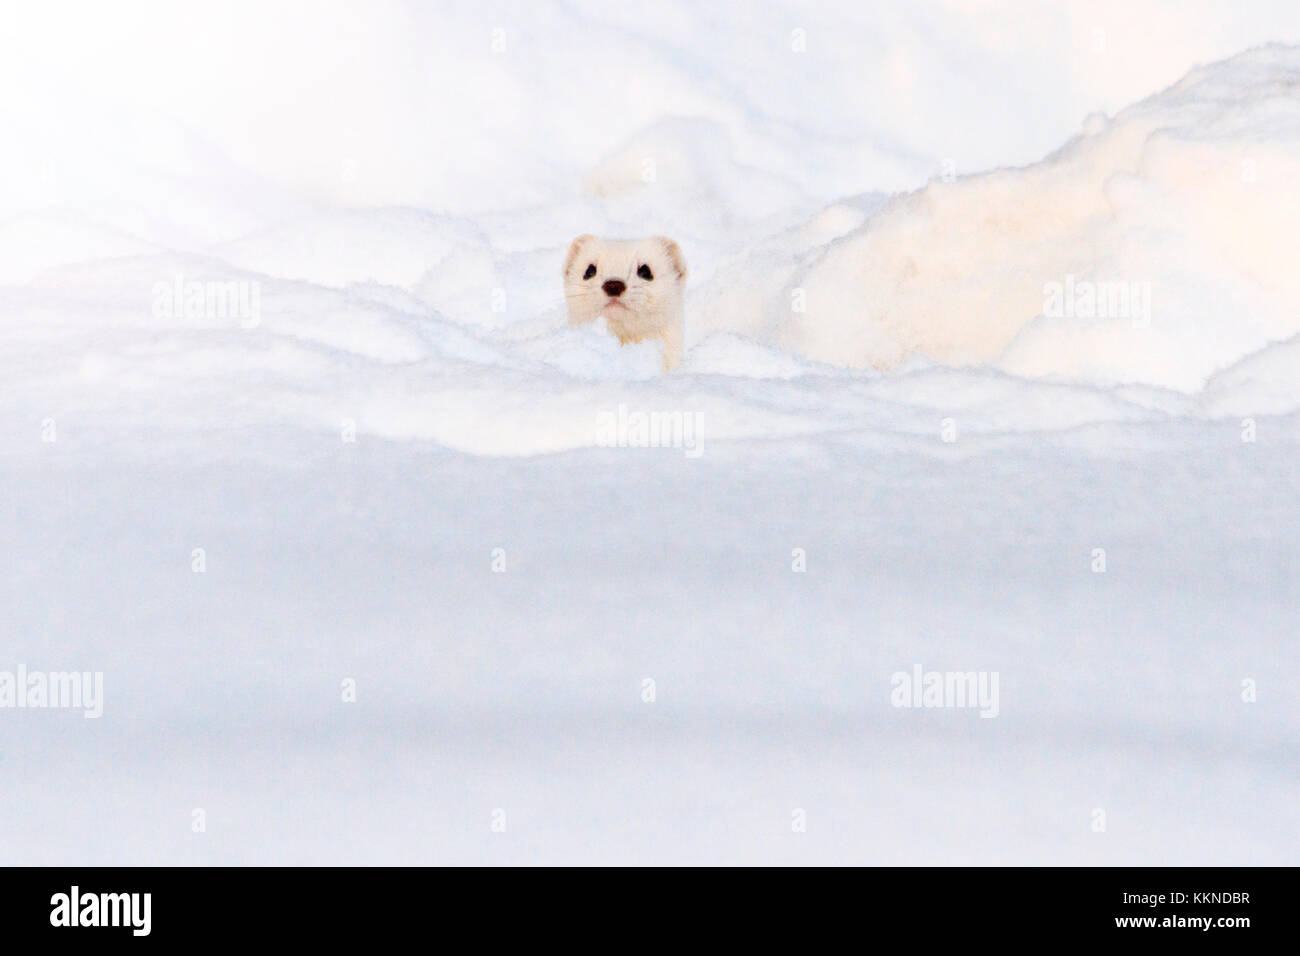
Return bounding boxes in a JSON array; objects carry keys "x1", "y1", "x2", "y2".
[
  {"x1": 7, "y1": 48, "x2": 1300, "y2": 458},
  {"x1": 697, "y1": 45, "x2": 1300, "y2": 393}
]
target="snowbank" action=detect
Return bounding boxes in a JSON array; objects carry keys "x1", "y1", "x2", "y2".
[
  {"x1": 702, "y1": 46, "x2": 1300, "y2": 393},
  {"x1": 7, "y1": 45, "x2": 1300, "y2": 459}
]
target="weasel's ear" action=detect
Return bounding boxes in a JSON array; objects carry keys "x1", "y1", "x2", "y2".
[
  {"x1": 564, "y1": 234, "x2": 595, "y2": 277},
  {"x1": 656, "y1": 237, "x2": 687, "y2": 282}
]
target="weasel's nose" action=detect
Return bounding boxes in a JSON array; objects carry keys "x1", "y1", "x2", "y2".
[{"x1": 602, "y1": 279, "x2": 626, "y2": 297}]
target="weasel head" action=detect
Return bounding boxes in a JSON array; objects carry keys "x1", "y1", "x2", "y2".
[{"x1": 563, "y1": 235, "x2": 687, "y2": 333}]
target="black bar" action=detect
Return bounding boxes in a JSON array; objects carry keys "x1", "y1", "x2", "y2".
[{"x1": 0, "y1": 866, "x2": 1283, "y2": 943}]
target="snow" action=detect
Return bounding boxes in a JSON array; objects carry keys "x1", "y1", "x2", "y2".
[{"x1": 1, "y1": 1, "x2": 1298, "y2": 864}]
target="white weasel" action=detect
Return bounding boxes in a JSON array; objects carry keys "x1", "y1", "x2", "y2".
[{"x1": 563, "y1": 235, "x2": 687, "y2": 370}]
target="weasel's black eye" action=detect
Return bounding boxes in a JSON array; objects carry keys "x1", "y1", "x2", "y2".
[
  {"x1": 582, "y1": 263, "x2": 597, "y2": 280},
  {"x1": 637, "y1": 264, "x2": 653, "y2": 281}
]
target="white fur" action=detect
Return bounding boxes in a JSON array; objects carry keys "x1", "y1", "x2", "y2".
[{"x1": 563, "y1": 235, "x2": 687, "y2": 370}]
